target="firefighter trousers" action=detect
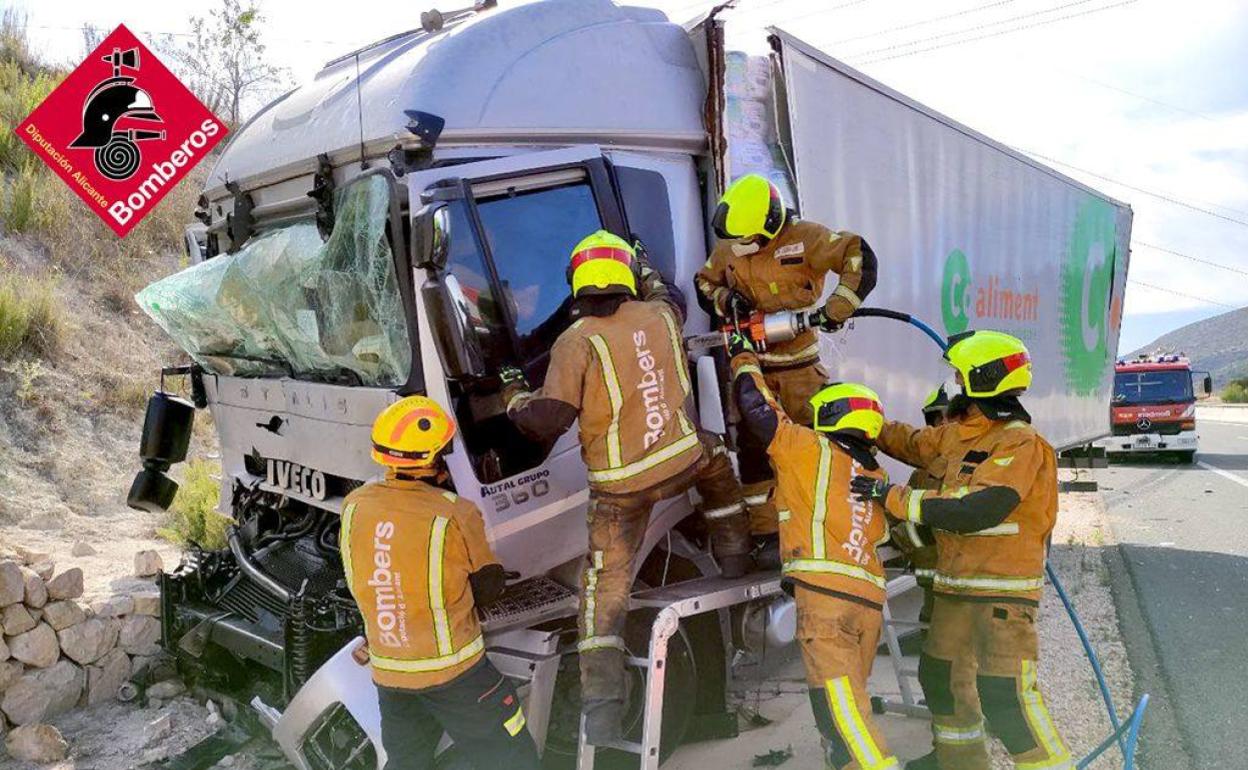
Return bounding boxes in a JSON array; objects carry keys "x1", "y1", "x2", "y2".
[
  {"x1": 376, "y1": 658, "x2": 540, "y2": 770},
  {"x1": 918, "y1": 596, "x2": 1073, "y2": 770},
  {"x1": 739, "y1": 362, "x2": 829, "y2": 535},
  {"x1": 794, "y1": 586, "x2": 899, "y2": 770},
  {"x1": 579, "y1": 433, "x2": 750, "y2": 702}
]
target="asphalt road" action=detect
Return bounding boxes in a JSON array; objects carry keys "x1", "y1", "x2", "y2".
[{"x1": 1097, "y1": 417, "x2": 1248, "y2": 770}]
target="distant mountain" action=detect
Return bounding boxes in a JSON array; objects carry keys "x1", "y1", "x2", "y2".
[{"x1": 1129, "y1": 305, "x2": 1248, "y2": 386}]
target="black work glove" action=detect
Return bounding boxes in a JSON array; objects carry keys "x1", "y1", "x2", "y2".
[
  {"x1": 499, "y1": 365, "x2": 528, "y2": 389},
  {"x1": 806, "y1": 307, "x2": 843, "y2": 332},
  {"x1": 720, "y1": 288, "x2": 754, "y2": 320},
  {"x1": 850, "y1": 474, "x2": 893, "y2": 503},
  {"x1": 726, "y1": 331, "x2": 755, "y2": 359}
]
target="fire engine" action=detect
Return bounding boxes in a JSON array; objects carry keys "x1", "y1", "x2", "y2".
[{"x1": 1095, "y1": 353, "x2": 1212, "y2": 462}]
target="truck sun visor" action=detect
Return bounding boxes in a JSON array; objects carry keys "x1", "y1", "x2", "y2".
[{"x1": 135, "y1": 175, "x2": 411, "y2": 387}]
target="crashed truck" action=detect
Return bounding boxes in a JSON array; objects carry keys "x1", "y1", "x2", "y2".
[{"x1": 128, "y1": 1, "x2": 1133, "y2": 767}]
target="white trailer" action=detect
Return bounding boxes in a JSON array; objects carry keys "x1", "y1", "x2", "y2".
[{"x1": 130, "y1": 2, "x2": 1131, "y2": 767}]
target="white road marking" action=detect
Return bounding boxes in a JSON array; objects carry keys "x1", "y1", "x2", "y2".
[{"x1": 1197, "y1": 461, "x2": 1248, "y2": 490}]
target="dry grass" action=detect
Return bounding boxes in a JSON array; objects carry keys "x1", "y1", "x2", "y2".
[{"x1": 0, "y1": 269, "x2": 62, "y2": 359}]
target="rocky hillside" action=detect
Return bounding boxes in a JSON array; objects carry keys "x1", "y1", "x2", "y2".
[{"x1": 1130, "y1": 305, "x2": 1248, "y2": 385}]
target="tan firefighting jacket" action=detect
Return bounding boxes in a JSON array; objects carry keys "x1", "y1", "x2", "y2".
[
  {"x1": 696, "y1": 220, "x2": 874, "y2": 369},
  {"x1": 507, "y1": 298, "x2": 702, "y2": 495},
  {"x1": 732, "y1": 352, "x2": 890, "y2": 605},
  {"x1": 876, "y1": 408, "x2": 1058, "y2": 603},
  {"x1": 340, "y1": 473, "x2": 497, "y2": 690}
]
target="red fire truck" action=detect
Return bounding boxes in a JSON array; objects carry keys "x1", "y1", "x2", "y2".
[{"x1": 1096, "y1": 353, "x2": 1213, "y2": 462}]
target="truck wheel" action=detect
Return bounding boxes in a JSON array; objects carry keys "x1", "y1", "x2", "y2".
[{"x1": 1177, "y1": 450, "x2": 1196, "y2": 464}]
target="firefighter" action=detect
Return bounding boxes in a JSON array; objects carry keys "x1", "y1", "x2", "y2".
[
  {"x1": 501, "y1": 230, "x2": 753, "y2": 744},
  {"x1": 850, "y1": 331, "x2": 1072, "y2": 770},
  {"x1": 889, "y1": 385, "x2": 950, "y2": 625},
  {"x1": 729, "y1": 332, "x2": 900, "y2": 770},
  {"x1": 340, "y1": 396, "x2": 540, "y2": 770},
  {"x1": 695, "y1": 173, "x2": 879, "y2": 543}
]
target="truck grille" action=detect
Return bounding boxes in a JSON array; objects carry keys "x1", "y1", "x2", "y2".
[
  {"x1": 1112, "y1": 422, "x2": 1184, "y2": 436},
  {"x1": 218, "y1": 574, "x2": 287, "y2": 623}
]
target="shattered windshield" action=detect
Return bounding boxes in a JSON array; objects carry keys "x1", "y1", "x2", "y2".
[{"x1": 136, "y1": 174, "x2": 411, "y2": 387}]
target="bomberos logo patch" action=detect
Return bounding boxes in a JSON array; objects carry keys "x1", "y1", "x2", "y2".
[{"x1": 14, "y1": 24, "x2": 226, "y2": 237}]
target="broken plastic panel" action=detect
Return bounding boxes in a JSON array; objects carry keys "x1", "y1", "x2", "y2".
[{"x1": 137, "y1": 175, "x2": 411, "y2": 387}]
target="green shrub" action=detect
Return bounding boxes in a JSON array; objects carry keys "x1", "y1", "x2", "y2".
[
  {"x1": 1223, "y1": 383, "x2": 1248, "y2": 404},
  {"x1": 0, "y1": 271, "x2": 61, "y2": 359},
  {"x1": 159, "y1": 459, "x2": 228, "y2": 549},
  {"x1": 0, "y1": 60, "x2": 59, "y2": 172}
]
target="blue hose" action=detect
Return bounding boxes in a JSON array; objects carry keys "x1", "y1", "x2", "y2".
[{"x1": 854, "y1": 308, "x2": 1148, "y2": 767}]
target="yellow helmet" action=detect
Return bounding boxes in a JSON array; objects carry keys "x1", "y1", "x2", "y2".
[
  {"x1": 712, "y1": 174, "x2": 787, "y2": 242},
  {"x1": 810, "y1": 382, "x2": 885, "y2": 439},
  {"x1": 921, "y1": 384, "x2": 949, "y2": 414},
  {"x1": 371, "y1": 396, "x2": 456, "y2": 468},
  {"x1": 944, "y1": 330, "x2": 1032, "y2": 398},
  {"x1": 568, "y1": 230, "x2": 637, "y2": 297}
]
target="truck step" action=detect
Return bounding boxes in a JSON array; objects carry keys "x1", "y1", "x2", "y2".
[{"x1": 480, "y1": 576, "x2": 577, "y2": 632}]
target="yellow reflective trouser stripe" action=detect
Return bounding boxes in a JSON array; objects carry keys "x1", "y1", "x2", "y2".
[
  {"x1": 735, "y1": 363, "x2": 762, "y2": 378},
  {"x1": 744, "y1": 492, "x2": 770, "y2": 506},
  {"x1": 340, "y1": 503, "x2": 357, "y2": 595},
  {"x1": 826, "y1": 677, "x2": 897, "y2": 769},
  {"x1": 758, "y1": 343, "x2": 820, "y2": 364},
  {"x1": 577, "y1": 635, "x2": 626, "y2": 652},
  {"x1": 811, "y1": 437, "x2": 833, "y2": 558},
  {"x1": 784, "y1": 559, "x2": 887, "y2": 589},
  {"x1": 906, "y1": 488, "x2": 924, "y2": 523},
  {"x1": 677, "y1": 408, "x2": 695, "y2": 437},
  {"x1": 659, "y1": 310, "x2": 691, "y2": 397},
  {"x1": 903, "y1": 521, "x2": 924, "y2": 548},
  {"x1": 777, "y1": 509, "x2": 791, "y2": 522},
  {"x1": 933, "y1": 573, "x2": 1044, "y2": 592},
  {"x1": 370, "y1": 634, "x2": 485, "y2": 673},
  {"x1": 914, "y1": 568, "x2": 937, "y2": 578},
  {"x1": 1020, "y1": 660, "x2": 1071, "y2": 765},
  {"x1": 428, "y1": 516, "x2": 453, "y2": 656},
  {"x1": 586, "y1": 431, "x2": 700, "y2": 483},
  {"x1": 702, "y1": 502, "x2": 745, "y2": 519},
  {"x1": 584, "y1": 550, "x2": 604, "y2": 637},
  {"x1": 588, "y1": 335, "x2": 623, "y2": 468},
  {"x1": 933, "y1": 721, "x2": 985, "y2": 745},
  {"x1": 965, "y1": 522, "x2": 1020, "y2": 537},
  {"x1": 833, "y1": 283, "x2": 863, "y2": 309},
  {"x1": 503, "y1": 706, "x2": 527, "y2": 737}
]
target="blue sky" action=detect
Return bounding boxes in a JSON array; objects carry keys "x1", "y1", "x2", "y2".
[{"x1": 16, "y1": 0, "x2": 1248, "y2": 354}]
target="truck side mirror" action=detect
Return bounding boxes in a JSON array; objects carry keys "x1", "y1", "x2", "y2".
[
  {"x1": 412, "y1": 203, "x2": 450, "y2": 271},
  {"x1": 421, "y1": 273, "x2": 487, "y2": 381},
  {"x1": 1203, "y1": 374, "x2": 1213, "y2": 396}
]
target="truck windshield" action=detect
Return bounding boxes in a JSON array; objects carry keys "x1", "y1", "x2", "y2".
[
  {"x1": 136, "y1": 174, "x2": 411, "y2": 387},
  {"x1": 1113, "y1": 370, "x2": 1193, "y2": 405}
]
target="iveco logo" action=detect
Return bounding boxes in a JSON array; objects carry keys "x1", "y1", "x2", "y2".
[
  {"x1": 266, "y1": 459, "x2": 327, "y2": 500},
  {"x1": 1136, "y1": 417, "x2": 1152, "y2": 431}
]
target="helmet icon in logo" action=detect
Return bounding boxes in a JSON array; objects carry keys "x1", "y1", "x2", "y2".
[
  {"x1": 69, "y1": 47, "x2": 165, "y2": 181},
  {"x1": 1136, "y1": 416, "x2": 1152, "y2": 431}
]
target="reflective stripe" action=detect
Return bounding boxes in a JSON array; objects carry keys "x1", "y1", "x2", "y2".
[
  {"x1": 902, "y1": 521, "x2": 924, "y2": 548},
  {"x1": 340, "y1": 503, "x2": 357, "y2": 595},
  {"x1": 833, "y1": 283, "x2": 863, "y2": 309},
  {"x1": 744, "y1": 493, "x2": 771, "y2": 506},
  {"x1": 588, "y1": 335, "x2": 623, "y2": 468},
  {"x1": 914, "y1": 568, "x2": 936, "y2": 579},
  {"x1": 768, "y1": 281, "x2": 779, "y2": 294},
  {"x1": 906, "y1": 489, "x2": 924, "y2": 523},
  {"x1": 826, "y1": 676, "x2": 894, "y2": 769},
  {"x1": 506, "y1": 391, "x2": 529, "y2": 413},
  {"x1": 659, "y1": 310, "x2": 691, "y2": 396},
  {"x1": 577, "y1": 634, "x2": 626, "y2": 652},
  {"x1": 1005, "y1": 420, "x2": 1030, "y2": 430},
  {"x1": 1019, "y1": 660, "x2": 1071, "y2": 766},
  {"x1": 778, "y1": 509, "x2": 791, "y2": 522},
  {"x1": 735, "y1": 363, "x2": 763, "y2": 378},
  {"x1": 784, "y1": 559, "x2": 887, "y2": 589},
  {"x1": 933, "y1": 721, "x2": 985, "y2": 745},
  {"x1": 993, "y1": 455, "x2": 1015, "y2": 467},
  {"x1": 933, "y1": 573, "x2": 1044, "y2": 592},
  {"x1": 965, "y1": 522, "x2": 1020, "y2": 537},
  {"x1": 428, "y1": 516, "x2": 453, "y2": 656},
  {"x1": 503, "y1": 707, "x2": 527, "y2": 737},
  {"x1": 811, "y1": 437, "x2": 833, "y2": 558},
  {"x1": 586, "y1": 431, "x2": 700, "y2": 484},
  {"x1": 441, "y1": 491, "x2": 458, "y2": 502},
  {"x1": 758, "y1": 343, "x2": 820, "y2": 365},
  {"x1": 584, "y1": 550, "x2": 604, "y2": 636},
  {"x1": 702, "y1": 502, "x2": 745, "y2": 520},
  {"x1": 370, "y1": 634, "x2": 484, "y2": 673},
  {"x1": 677, "y1": 408, "x2": 695, "y2": 437}
]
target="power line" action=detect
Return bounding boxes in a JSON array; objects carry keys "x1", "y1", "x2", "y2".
[
  {"x1": 830, "y1": 0, "x2": 1018, "y2": 46},
  {"x1": 855, "y1": 0, "x2": 1137, "y2": 65},
  {"x1": 1128, "y1": 280, "x2": 1239, "y2": 309},
  {"x1": 770, "y1": 0, "x2": 871, "y2": 25},
  {"x1": 1133, "y1": 242, "x2": 1248, "y2": 278},
  {"x1": 1022, "y1": 151, "x2": 1248, "y2": 227}
]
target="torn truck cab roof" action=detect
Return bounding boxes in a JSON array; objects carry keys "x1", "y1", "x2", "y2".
[{"x1": 206, "y1": 0, "x2": 707, "y2": 194}]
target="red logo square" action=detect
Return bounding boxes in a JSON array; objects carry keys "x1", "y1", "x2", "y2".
[{"x1": 14, "y1": 24, "x2": 227, "y2": 237}]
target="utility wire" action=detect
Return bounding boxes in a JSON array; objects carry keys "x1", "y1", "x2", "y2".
[
  {"x1": 1133, "y1": 242, "x2": 1248, "y2": 278},
  {"x1": 769, "y1": 0, "x2": 871, "y2": 25},
  {"x1": 1021, "y1": 151, "x2": 1248, "y2": 227},
  {"x1": 855, "y1": 0, "x2": 1137, "y2": 65},
  {"x1": 830, "y1": 0, "x2": 1018, "y2": 45},
  {"x1": 1128, "y1": 280, "x2": 1239, "y2": 309}
]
